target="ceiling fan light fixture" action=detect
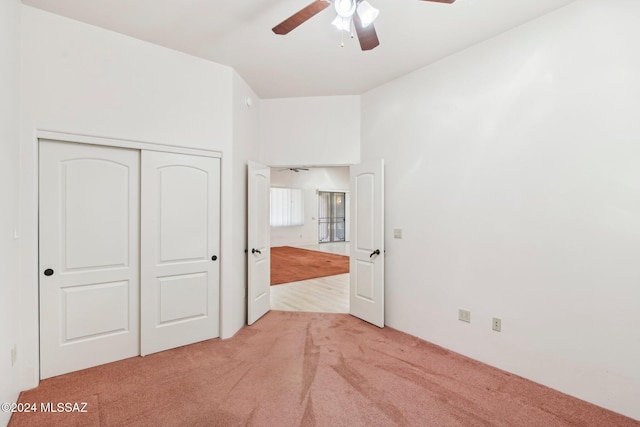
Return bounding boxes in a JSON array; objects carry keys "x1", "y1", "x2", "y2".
[
  {"x1": 331, "y1": 15, "x2": 352, "y2": 32},
  {"x1": 356, "y1": 1, "x2": 379, "y2": 28},
  {"x1": 334, "y1": 0, "x2": 357, "y2": 18}
]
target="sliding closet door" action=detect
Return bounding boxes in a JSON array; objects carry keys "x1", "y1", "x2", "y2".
[
  {"x1": 39, "y1": 141, "x2": 140, "y2": 379},
  {"x1": 141, "y1": 151, "x2": 220, "y2": 355}
]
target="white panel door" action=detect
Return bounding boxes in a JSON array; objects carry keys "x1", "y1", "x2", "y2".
[
  {"x1": 350, "y1": 159, "x2": 385, "y2": 327},
  {"x1": 247, "y1": 161, "x2": 271, "y2": 325},
  {"x1": 39, "y1": 140, "x2": 140, "y2": 379},
  {"x1": 141, "y1": 151, "x2": 220, "y2": 355}
]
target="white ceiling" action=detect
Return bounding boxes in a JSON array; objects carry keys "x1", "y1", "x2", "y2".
[{"x1": 22, "y1": 0, "x2": 576, "y2": 99}]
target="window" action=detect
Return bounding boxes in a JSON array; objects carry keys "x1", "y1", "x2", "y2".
[
  {"x1": 270, "y1": 187, "x2": 304, "y2": 227},
  {"x1": 318, "y1": 191, "x2": 346, "y2": 243}
]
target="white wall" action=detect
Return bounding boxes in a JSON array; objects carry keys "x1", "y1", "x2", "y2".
[
  {"x1": 270, "y1": 167, "x2": 350, "y2": 247},
  {"x1": 226, "y1": 72, "x2": 261, "y2": 335},
  {"x1": 259, "y1": 96, "x2": 360, "y2": 167},
  {"x1": 258, "y1": 96, "x2": 359, "y2": 248},
  {"x1": 0, "y1": 0, "x2": 22, "y2": 425},
  {"x1": 361, "y1": 0, "x2": 640, "y2": 419},
  {"x1": 12, "y1": 0, "x2": 639, "y2": 421},
  {"x1": 19, "y1": 6, "x2": 238, "y2": 390}
]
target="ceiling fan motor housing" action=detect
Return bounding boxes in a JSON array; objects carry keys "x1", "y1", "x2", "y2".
[{"x1": 335, "y1": 0, "x2": 357, "y2": 18}]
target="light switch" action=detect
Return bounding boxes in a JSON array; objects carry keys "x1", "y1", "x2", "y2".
[{"x1": 394, "y1": 229, "x2": 402, "y2": 239}]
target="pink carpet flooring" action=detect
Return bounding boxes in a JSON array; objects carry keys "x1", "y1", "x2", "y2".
[{"x1": 10, "y1": 311, "x2": 639, "y2": 426}]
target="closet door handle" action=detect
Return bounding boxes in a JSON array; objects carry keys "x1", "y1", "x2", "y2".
[
  {"x1": 251, "y1": 248, "x2": 262, "y2": 254},
  {"x1": 211, "y1": 255, "x2": 218, "y2": 261},
  {"x1": 44, "y1": 268, "x2": 54, "y2": 276},
  {"x1": 369, "y1": 249, "x2": 380, "y2": 258}
]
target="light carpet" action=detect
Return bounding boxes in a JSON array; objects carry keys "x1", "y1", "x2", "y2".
[{"x1": 10, "y1": 311, "x2": 639, "y2": 426}]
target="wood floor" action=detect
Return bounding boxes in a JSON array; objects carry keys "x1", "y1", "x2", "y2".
[{"x1": 270, "y1": 242, "x2": 349, "y2": 313}]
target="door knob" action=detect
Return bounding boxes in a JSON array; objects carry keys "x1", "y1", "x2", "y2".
[
  {"x1": 369, "y1": 249, "x2": 380, "y2": 258},
  {"x1": 44, "y1": 268, "x2": 54, "y2": 276},
  {"x1": 211, "y1": 255, "x2": 218, "y2": 261},
  {"x1": 252, "y1": 248, "x2": 262, "y2": 254}
]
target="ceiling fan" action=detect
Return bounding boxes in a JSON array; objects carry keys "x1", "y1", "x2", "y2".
[
  {"x1": 272, "y1": 0, "x2": 455, "y2": 51},
  {"x1": 279, "y1": 167, "x2": 310, "y2": 172}
]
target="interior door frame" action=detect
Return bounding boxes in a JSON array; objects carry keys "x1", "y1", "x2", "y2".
[
  {"x1": 32, "y1": 130, "x2": 223, "y2": 381},
  {"x1": 262, "y1": 163, "x2": 380, "y2": 322}
]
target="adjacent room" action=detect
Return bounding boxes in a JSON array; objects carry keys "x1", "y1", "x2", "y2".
[
  {"x1": 1, "y1": 0, "x2": 639, "y2": 425},
  {"x1": 269, "y1": 166, "x2": 351, "y2": 313}
]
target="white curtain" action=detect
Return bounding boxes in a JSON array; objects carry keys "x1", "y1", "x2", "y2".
[{"x1": 270, "y1": 187, "x2": 304, "y2": 227}]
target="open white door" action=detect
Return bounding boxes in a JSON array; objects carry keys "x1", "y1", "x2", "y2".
[
  {"x1": 140, "y1": 151, "x2": 220, "y2": 355},
  {"x1": 350, "y1": 159, "x2": 385, "y2": 327},
  {"x1": 247, "y1": 161, "x2": 271, "y2": 325}
]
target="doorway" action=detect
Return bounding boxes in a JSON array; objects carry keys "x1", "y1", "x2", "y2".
[
  {"x1": 267, "y1": 167, "x2": 350, "y2": 313},
  {"x1": 248, "y1": 160, "x2": 385, "y2": 327}
]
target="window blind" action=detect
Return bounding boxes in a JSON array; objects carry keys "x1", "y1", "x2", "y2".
[{"x1": 270, "y1": 187, "x2": 304, "y2": 227}]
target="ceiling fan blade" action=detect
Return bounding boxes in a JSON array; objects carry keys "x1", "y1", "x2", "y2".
[
  {"x1": 272, "y1": 0, "x2": 331, "y2": 35},
  {"x1": 353, "y1": 13, "x2": 380, "y2": 51},
  {"x1": 419, "y1": 0, "x2": 456, "y2": 3}
]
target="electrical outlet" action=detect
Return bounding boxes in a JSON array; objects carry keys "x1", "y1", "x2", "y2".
[
  {"x1": 458, "y1": 309, "x2": 471, "y2": 323},
  {"x1": 492, "y1": 318, "x2": 502, "y2": 332},
  {"x1": 11, "y1": 345, "x2": 16, "y2": 366},
  {"x1": 393, "y1": 229, "x2": 403, "y2": 239}
]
